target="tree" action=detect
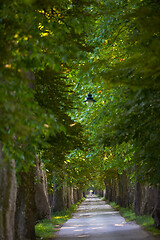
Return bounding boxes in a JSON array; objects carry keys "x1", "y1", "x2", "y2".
[
  {"x1": 68, "y1": 0, "x2": 160, "y2": 226},
  {"x1": 0, "y1": 0, "x2": 100, "y2": 239}
]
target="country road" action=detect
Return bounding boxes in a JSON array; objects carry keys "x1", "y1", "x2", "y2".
[{"x1": 55, "y1": 195, "x2": 157, "y2": 240}]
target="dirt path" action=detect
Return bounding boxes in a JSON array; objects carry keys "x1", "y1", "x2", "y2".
[{"x1": 55, "y1": 195, "x2": 157, "y2": 240}]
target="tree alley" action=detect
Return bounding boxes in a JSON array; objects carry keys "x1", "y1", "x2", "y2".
[{"x1": 1, "y1": 0, "x2": 160, "y2": 239}]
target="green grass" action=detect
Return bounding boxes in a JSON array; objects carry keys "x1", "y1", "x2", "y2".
[
  {"x1": 100, "y1": 197, "x2": 106, "y2": 201},
  {"x1": 35, "y1": 198, "x2": 85, "y2": 239},
  {"x1": 109, "y1": 201, "x2": 160, "y2": 236},
  {"x1": 35, "y1": 198, "x2": 160, "y2": 238},
  {"x1": 136, "y1": 215, "x2": 160, "y2": 236},
  {"x1": 119, "y1": 207, "x2": 136, "y2": 222},
  {"x1": 35, "y1": 219, "x2": 54, "y2": 238},
  {"x1": 109, "y1": 201, "x2": 120, "y2": 211}
]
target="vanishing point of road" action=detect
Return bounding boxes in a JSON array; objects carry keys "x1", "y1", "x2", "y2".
[{"x1": 55, "y1": 195, "x2": 158, "y2": 240}]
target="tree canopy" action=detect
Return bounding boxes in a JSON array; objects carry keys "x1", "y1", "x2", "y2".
[{"x1": 1, "y1": 0, "x2": 160, "y2": 191}]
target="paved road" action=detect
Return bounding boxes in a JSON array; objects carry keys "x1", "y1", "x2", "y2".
[{"x1": 55, "y1": 195, "x2": 157, "y2": 240}]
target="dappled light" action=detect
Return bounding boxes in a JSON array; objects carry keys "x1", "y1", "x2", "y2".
[{"x1": 55, "y1": 195, "x2": 153, "y2": 240}]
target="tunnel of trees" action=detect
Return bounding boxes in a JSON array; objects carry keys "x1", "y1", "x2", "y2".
[{"x1": 0, "y1": 0, "x2": 160, "y2": 239}]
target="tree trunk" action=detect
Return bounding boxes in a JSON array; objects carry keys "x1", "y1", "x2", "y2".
[
  {"x1": 112, "y1": 178, "x2": 116, "y2": 202},
  {"x1": 25, "y1": 167, "x2": 36, "y2": 240},
  {"x1": 35, "y1": 155, "x2": 51, "y2": 220},
  {"x1": 134, "y1": 180, "x2": 142, "y2": 215},
  {"x1": 108, "y1": 179, "x2": 113, "y2": 202},
  {"x1": 73, "y1": 189, "x2": 78, "y2": 204},
  {"x1": 63, "y1": 182, "x2": 68, "y2": 209},
  {"x1": 70, "y1": 187, "x2": 74, "y2": 205},
  {"x1": 127, "y1": 179, "x2": 135, "y2": 208},
  {"x1": 117, "y1": 172, "x2": 128, "y2": 207},
  {"x1": 53, "y1": 184, "x2": 65, "y2": 212},
  {"x1": 15, "y1": 167, "x2": 36, "y2": 240},
  {"x1": 152, "y1": 185, "x2": 160, "y2": 228},
  {"x1": 77, "y1": 189, "x2": 83, "y2": 201},
  {"x1": 0, "y1": 142, "x2": 17, "y2": 240},
  {"x1": 105, "y1": 184, "x2": 110, "y2": 200},
  {"x1": 67, "y1": 186, "x2": 72, "y2": 208},
  {"x1": 140, "y1": 185, "x2": 157, "y2": 215},
  {"x1": 15, "y1": 180, "x2": 26, "y2": 240}
]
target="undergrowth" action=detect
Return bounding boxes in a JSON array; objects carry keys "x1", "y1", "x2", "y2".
[
  {"x1": 109, "y1": 201, "x2": 160, "y2": 236},
  {"x1": 35, "y1": 197, "x2": 85, "y2": 239}
]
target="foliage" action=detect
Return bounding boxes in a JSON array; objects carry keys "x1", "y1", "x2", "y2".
[
  {"x1": 33, "y1": 66, "x2": 89, "y2": 190},
  {"x1": 65, "y1": 149, "x2": 95, "y2": 189},
  {"x1": 1, "y1": 0, "x2": 160, "y2": 203},
  {"x1": 0, "y1": 0, "x2": 99, "y2": 172},
  {"x1": 92, "y1": 86, "x2": 160, "y2": 184},
  {"x1": 73, "y1": 0, "x2": 160, "y2": 186},
  {"x1": 81, "y1": 0, "x2": 160, "y2": 89},
  {"x1": 2, "y1": 0, "x2": 160, "y2": 237}
]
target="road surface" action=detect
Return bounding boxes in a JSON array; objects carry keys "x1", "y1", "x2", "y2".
[{"x1": 55, "y1": 195, "x2": 157, "y2": 240}]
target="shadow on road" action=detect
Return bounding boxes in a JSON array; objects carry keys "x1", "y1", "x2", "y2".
[{"x1": 53, "y1": 195, "x2": 157, "y2": 240}]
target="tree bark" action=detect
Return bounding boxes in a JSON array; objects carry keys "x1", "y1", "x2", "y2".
[
  {"x1": 25, "y1": 167, "x2": 36, "y2": 240},
  {"x1": 117, "y1": 172, "x2": 128, "y2": 207},
  {"x1": 0, "y1": 142, "x2": 17, "y2": 240},
  {"x1": 67, "y1": 186, "x2": 72, "y2": 208},
  {"x1": 112, "y1": 178, "x2": 116, "y2": 202},
  {"x1": 15, "y1": 180, "x2": 26, "y2": 240},
  {"x1": 108, "y1": 179, "x2": 113, "y2": 202},
  {"x1": 35, "y1": 155, "x2": 51, "y2": 220},
  {"x1": 63, "y1": 182, "x2": 68, "y2": 209},
  {"x1": 134, "y1": 180, "x2": 142, "y2": 215},
  {"x1": 73, "y1": 189, "x2": 78, "y2": 204},
  {"x1": 77, "y1": 189, "x2": 83, "y2": 201},
  {"x1": 105, "y1": 185, "x2": 109, "y2": 200},
  {"x1": 52, "y1": 184, "x2": 65, "y2": 212},
  {"x1": 70, "y1": 187, "x2": 74, "y2": 205},
  {"x1": 152, "y1": 185, "x2": 160, "y2": 228},
  {"x1": 15, "y1": 167, "x2": 36, "y2": 240},
  {"x1": 140, "y1": 185, "x2": 157, "y2": 215}
]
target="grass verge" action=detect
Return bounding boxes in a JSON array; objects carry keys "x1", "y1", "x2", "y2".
[
  {"x1": 35, "y1": 197, "x2": 85, "y2": 239},
  {"x1": 109, "y1": 201, "x2": 160, "y2": 236}
]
